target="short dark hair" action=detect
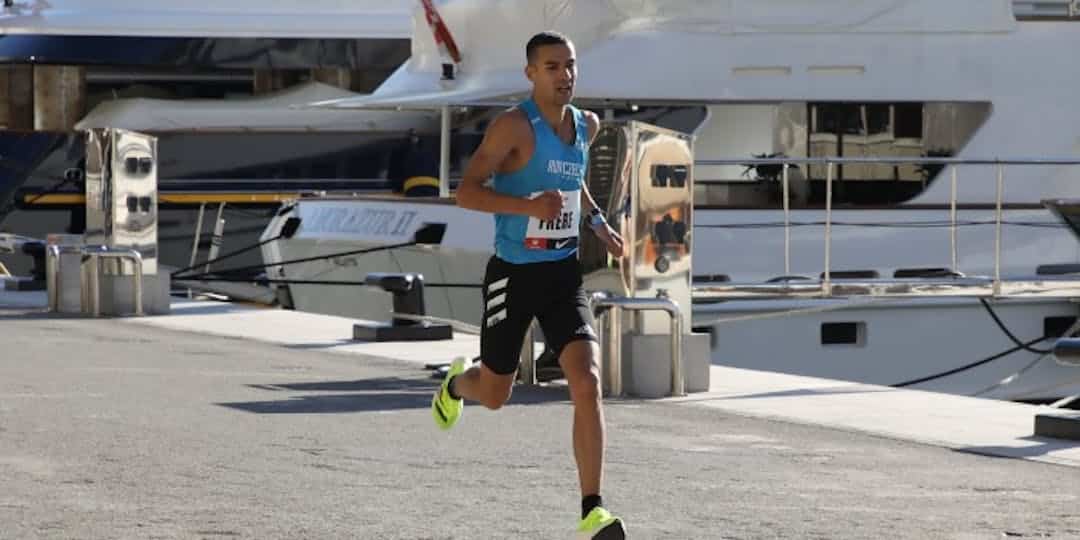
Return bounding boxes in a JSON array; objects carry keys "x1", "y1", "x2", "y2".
[{"x1": 526, "y1": 31, "x2": 571, "y2": 63}]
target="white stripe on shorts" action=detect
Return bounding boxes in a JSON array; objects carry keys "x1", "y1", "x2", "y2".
[
  {"x1": 485, "y1": 308, "x2": 507, "y2": 328},
  {"x1": 487, "y1": 277, "x2": 509, "y2": 295},
  {"x1": 486, "y1": 293, "x2": 506, "y2": 312}
]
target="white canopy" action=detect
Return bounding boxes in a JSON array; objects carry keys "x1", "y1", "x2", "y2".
[
  {"x1": 0, "y1": 0, "x2": 414, "y2": 39},
  {"x1": 75, "y1": 82, "x2": 439, "y2": 132},
  {"x1": 312, "y1": 0, "x2": 1019, "y2": 109}
]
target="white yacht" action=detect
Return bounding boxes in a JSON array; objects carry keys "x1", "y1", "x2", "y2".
[
  {"x1": 254, "y1": 0, "x2": 1080, "y2": 403},
  {"x1": 0, "y1": 0, "x2": 428, "y2": 278}
]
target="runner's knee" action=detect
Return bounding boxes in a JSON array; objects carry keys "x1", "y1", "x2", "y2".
[
  {"x1": 568, "y1": 370, "x2": 600, "y2": 403},
  {"x1": 561, "y1": 341, "x2": 601, "y2": 402}
]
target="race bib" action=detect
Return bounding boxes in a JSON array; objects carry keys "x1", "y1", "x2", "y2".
[{"x1": 525, "y1": 190, "x2": 580, "y2": 250}]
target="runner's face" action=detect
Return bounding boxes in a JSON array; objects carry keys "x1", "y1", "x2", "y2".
[{"x1": 526, "y1": 43, "x2": 576, "y2": 106}]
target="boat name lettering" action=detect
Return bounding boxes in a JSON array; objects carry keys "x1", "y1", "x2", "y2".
[{"x1": 306, "y1": 207, "x2": 418, "y2": 237}]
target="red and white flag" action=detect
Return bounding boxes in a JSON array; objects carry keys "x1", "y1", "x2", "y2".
[{"x1": 419, "y1": 0, "x2": 462, "y2": 65}]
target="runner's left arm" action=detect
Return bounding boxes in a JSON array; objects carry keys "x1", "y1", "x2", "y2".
[
  {"x1": 580, "y1": 111, "x2": 625, "y2": 258},
  {"x1": 578, "y1": 110, "x2": 603, "y2": 219}
]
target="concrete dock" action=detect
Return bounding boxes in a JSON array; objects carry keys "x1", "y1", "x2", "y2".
[{"x1": 2, "y1": 286, "x2": 1080, "y2": 539}]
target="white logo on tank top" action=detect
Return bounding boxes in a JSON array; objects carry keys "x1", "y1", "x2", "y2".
[{"x1": 547, "y1": 159, "x2": 585, "y2": 178}]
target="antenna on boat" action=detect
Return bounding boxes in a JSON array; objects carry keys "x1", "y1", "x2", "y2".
[{"x1": 419, "y1": 0, "x2": 463, "y2": 82}]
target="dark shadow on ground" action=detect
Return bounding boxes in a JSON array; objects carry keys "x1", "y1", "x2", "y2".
[
  {"x1": 245, "y1": 376, "x2": 436, "y2": 393},
  {"x1": 165, "y1": 303, "x2": 263, "y2": 316},
  {"x1": 956, "y1": 435, "x2": 1080, "y2": 460},
  {"x1": 0, "y1": 309, "x2": 108, "y2": 320},
  {"x1": 675, "y1": 385, "x2": 894, "y2": 403},
  {"x1": 281, "y1": 340, "x2": 362, "y2": 350},
  {"x1": 220, "y1": 377, "x2": 570, "y2": 414}
]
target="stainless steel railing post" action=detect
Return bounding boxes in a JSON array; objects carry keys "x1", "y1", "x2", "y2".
[
  {"x1": 601, "y1": 304, "x2": 623, "y2": 397},
  {"x1": 590, "y1": 292, "x2": 685, "y2": 398},
  {"x1": 517, "y1": 320, "x2": 537, "y2": 386},
  {"x1": 80, "y1": 246, "x2": 144, "y2": 317},
  {"x1": 46, "y1": 245, "x2": 60, "y2": 311}
]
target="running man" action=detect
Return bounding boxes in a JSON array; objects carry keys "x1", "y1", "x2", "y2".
[{"x1": 430, "y1": 31, "x2": 628, "y2": 539}]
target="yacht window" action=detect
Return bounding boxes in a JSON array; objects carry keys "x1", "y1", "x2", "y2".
[
  {"x1": 821, "y1": 322, "x2": 865, "y2": 346},
  {"x1": 694, "y1": 101, "x2": 990, "y2": 209}
]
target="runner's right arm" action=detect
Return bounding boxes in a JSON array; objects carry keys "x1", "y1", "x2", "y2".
[{"x1": 455, "y1": 112, "x2": 562, "y2": 221}]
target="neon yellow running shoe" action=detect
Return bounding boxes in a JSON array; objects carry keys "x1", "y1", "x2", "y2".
[
  {"x1": 577, "y1": 507, "x2": 626, "y2": 539},
  {"x1": 432, "y1": 356, "x2": 467, "y2": 430}
]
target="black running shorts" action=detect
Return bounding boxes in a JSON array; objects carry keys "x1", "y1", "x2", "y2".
[{"x1": 480, "y1": 255, "x2": 598, "y2": 375}]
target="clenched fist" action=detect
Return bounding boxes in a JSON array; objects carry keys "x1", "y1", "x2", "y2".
[{"x1": 528, "y1": 190, "x2": 564, "y2": 221}]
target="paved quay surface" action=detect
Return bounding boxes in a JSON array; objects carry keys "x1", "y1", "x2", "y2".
[{"x1": 2, "y1": 291, "x2": 1080, "y2": 539}]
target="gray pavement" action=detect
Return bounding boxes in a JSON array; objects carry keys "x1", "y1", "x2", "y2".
[{"x1": 2, "y1": 306, "x2": 1080, "y2": 539}]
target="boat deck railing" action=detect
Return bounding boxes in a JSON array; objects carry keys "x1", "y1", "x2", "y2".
[{"x1": 692, "y1": 156, "x2": 1080, "y2": 301}]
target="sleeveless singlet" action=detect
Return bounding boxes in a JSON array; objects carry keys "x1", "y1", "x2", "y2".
[{"x1": 490, "y1": 98, "x2": 589, "y2": 264}]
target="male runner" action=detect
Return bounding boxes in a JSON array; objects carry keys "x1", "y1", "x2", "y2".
[{"x1": 430, "y1": 31, "x2": 628, "y2": 539}]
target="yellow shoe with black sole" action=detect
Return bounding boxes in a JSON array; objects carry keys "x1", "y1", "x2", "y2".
[
  {"x1": 577, "y1": 507, "x2": 626, "y2": 539},
  {"x1": 432, "y1": 356, "x2": 466, "y2": 430}
]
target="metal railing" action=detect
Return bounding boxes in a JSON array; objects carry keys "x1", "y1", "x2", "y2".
[
  {"x1": 1053, "y1": 337, "x2": 1080, "y2": 367},
  {"x1": 47, "y1": 244, "x2": 144, "y2": 316},
  {"x1": 590, "y1": 292, "x2": 685, "y2": 398},
  {"x1": 81, "y1": 247, "x2": 144, "y2": 317},
  {"x1": 517, "y1": 321, "x2": 539, "y2": 386},
  {"x1": 1013, "y1": 0, "x2": 1080, "y2": 19},
  {"x1": 46, "y1": 244, "x2": 78, "y2": 312},
  {"x1": 694, "y1": 156, "x2": 1080, "y2": 301}
]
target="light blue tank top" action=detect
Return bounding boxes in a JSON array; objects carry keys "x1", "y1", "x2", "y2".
[{"x1": 492, "y1": 98, "x2": 589, "y2": 264}]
